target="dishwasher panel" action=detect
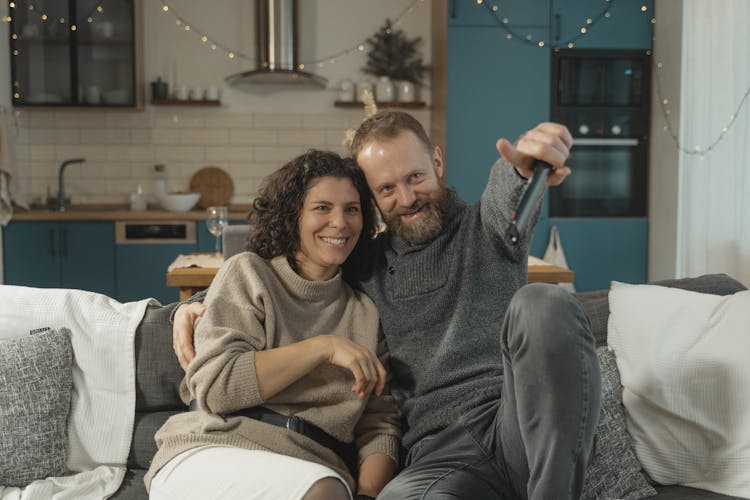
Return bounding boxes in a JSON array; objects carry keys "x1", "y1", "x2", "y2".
[{"x1": 115, "y1": 221, "x2": 197, "y2": 303}]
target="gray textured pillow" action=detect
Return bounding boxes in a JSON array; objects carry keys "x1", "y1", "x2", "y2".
[
  {"x1": 582, "y1": 347, "x2": 657, "y2": 500},
  {"x1": 0, "y1": 328, "x2": 73, "y2": 486}
]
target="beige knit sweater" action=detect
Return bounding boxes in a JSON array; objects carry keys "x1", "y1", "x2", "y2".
[{"x1": 144, "y1": 253, "x2": 400, "y2": 492}]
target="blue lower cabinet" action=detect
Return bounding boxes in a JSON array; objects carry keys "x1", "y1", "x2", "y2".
[
  {"x1": 3, "y1": 221, "x2": 115, "y2": 297},
  {"x1": 59, "y1": 222, "x2": 116, "y2": 297},
  {"x1": 547, "y1": 218, "x2": 647, "y2": 291},
  {"x1": 4, "y1": 221, "x2": 61, "y2": 288},
  {"x1": 115, "y1": 243, "x2": 197, "y2": 305}
]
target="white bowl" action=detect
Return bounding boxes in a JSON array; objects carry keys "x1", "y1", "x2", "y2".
[{"x1": 158, "y1": 192, "x2": 200, "y2": 212}]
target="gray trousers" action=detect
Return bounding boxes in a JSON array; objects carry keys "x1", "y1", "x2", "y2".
[{"x1": 378, "y1": 283, "x2": 601, "y2": 500}]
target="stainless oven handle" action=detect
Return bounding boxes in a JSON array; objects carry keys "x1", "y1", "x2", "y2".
[{"x1": 573, "y1": 138, "x2": 639, "y2": 147}]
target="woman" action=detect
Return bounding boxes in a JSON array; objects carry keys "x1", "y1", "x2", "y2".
[{"x1": 146, "y1": 150, "x2": 400, "y2": 500}]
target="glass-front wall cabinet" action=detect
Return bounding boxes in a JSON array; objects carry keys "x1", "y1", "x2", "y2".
[{"x1": 9, "y1": 0, "x2": 138, "y2": 107}]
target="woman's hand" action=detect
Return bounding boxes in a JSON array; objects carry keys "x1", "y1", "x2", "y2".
[
  {"x1": 322, "y1": 335, "x2": 387, "y2": 399},
  {"x1": 173, "y1": 302, "x2": 206, "y2": 371}
]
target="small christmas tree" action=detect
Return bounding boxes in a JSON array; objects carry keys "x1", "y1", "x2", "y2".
[{"x1": 362, "y1": 20, "x2": 429, "y2": 84}]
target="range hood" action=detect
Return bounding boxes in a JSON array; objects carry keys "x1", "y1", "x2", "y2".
[{"x1": 225, "y1": 0, "x2": 327, "y2": 89}]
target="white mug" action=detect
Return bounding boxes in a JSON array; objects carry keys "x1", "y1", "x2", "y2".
[
  {"x1": 338, "y1": 79, "x2": 354, "y2": 102},
  {"x1": 85, "y1": 85, "x2": 101, "y2": 104},
  {"x1": 174, "y1": 84, "x2": 189, "y2": 100},
  {"x1": 95, "y1": 21, "x2": 114, "y2": 39},
  {"x1": 204, "y1": 84, "x2": 221, "y2": 101},
  {"x1": 189, "y1": 85, "x2": 203, "y2": 101}
]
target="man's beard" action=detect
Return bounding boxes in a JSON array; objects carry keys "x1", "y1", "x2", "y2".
[{"x1": 382, "y1": 183, "x2": 449, "y2": 245}]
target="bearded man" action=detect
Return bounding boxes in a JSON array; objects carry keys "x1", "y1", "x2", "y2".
[{"x1": 174, "y1": 111, "x2": 601, "y2": 500}]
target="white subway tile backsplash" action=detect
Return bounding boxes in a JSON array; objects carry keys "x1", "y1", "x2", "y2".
[
  {"x1": 205, "y1": 146, "x2": 254, "y2": 163},
  {"x1": 154, "y1": 111, "x2": 205, "y2": 129},
  {"x1": 180, "y1": 129, "x2": 229, "y2": 145},
  {"x1": 29, "y1": 128, "x2": 81, "y2": 145},
  {"x1": 55, "y1": 145, "x2": 109, "y2": 161},
  {"x1": 107, "y1": 146, "x2": 156, "y2": 162},
  {"x1": 278, "y1": 130, "x2": 327, "y2": 146},
  {"x1": 151, "y1": 129, "x2": 181, "y2": 145},
  {"x1": 105, "y1": 112, "x2": 154, "y2": 129},
  {"x1": 80, "y1": 129, "x2": 131, "y2": 145},
  {"x1": 29, "y1": 145, "x2": 56, "y2": 161},
  {"x1": 155, "y1": 146, "x2": 206, "y2": 162},
  {"x1": 229, "y1": 130, "x2": 277, "y2": 146},
  {"x1": 253, "y1": 113, "x2": 302, "y2": 129},
  {"x1": 14, "y1": 109, "x2": 430, "y2": 202},
  {"x1": 131, "y1": 129, "x2": 153, "y2": 145},
  {"x1": 302, "y1": 113, "x2": 352, "y2": 130},
  {"x1": 54, "y1": 112, "x2": 107, "y2": 129},
  {"x1": 253, "y1": 146, "x2": 307, "y2": 163},
  {"x1": 205, "y1": 112, "x2": 254, "y2": 129}
]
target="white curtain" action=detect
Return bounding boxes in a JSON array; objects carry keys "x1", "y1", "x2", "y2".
[{"x1": 677, "y1": 0, "x2": 750, "y2": 287}]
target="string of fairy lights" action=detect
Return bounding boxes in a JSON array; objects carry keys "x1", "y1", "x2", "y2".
[
  {"x1": 4, "y1": 0, "x2": 107, "y2": 32},
  {"x1": 653, "y1": 63, "x2": 750, "y2": 159},
  {"x1": 155, "y1": 0, "x2": 425, "y2": 70},
  {"x1": 476, "y1": 0, "x2": 626, "y2": 49},
  {"x1": 470, "y1": 0, "x2": 748, "y2": 158},
  {"x1": 4, "y1": 0, "x2": 747, "y2": 156}
]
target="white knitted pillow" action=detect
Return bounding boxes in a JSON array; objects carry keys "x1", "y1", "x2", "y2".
[{"x1": 607, "y1": 282, "x2": 750, "y2": 497}]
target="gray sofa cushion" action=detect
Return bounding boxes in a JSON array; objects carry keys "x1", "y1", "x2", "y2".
[
  {"x1": 0, "y1": 328, "x2": 73, "y2": 486},
  {"x1": 134, "y1": 303, "x2": 185, "y2": 412},
  {"x1": 573, "y1": 274, "x2": 748, "y2": 500},
  {"x1": 582, "y1": 348, "x2": 657, "y2": 500},
  {"x1": 129, "y1": 410, "x2": 182, "y2": 470}
]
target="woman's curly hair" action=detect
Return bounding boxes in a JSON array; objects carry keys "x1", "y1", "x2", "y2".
[{"x1": 246, "y1": 149, "x2": 376, "y2": 277}]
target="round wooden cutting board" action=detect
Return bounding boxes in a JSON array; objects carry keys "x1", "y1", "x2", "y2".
[{"x1": 189, "y1": 166, "x2": 234, "y2": 208}]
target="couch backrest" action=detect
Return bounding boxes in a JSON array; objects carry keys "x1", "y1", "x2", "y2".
[
  {"x1": 223, "y1": 225, "x2": 251, "y2": 260},
  {"x1": 573, "y1": 274, "x2": 747, "y2": 347}
]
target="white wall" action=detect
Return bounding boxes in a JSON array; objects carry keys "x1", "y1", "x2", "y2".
[
  {"x1": 648, "y1": 0, "x2": 683, "y2": 281},
  {"x1": 10, "y1": 1, "x2": 432, "y2": 207},
  {"x1": 142, "y1": 0, "x2": 431, "y2": 112}
]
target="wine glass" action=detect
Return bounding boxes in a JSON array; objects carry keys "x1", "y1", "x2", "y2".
[{"x1": 206, "y1": 206, "x2": 229, "y2": 256}]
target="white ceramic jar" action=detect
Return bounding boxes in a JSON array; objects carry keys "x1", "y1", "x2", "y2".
[
  {"x1": 397, "y1": 80, "x2": 417, "y2": 103},
  {"x1": 338, "y1": 79, "x2": 355, "y2": 102},
  {"x1": 375, "y1": 76, "x2": 395, "y2": 102}
]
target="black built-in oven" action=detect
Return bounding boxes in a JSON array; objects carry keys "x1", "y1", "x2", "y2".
[{"x1": 550, "y1": 50, "x2": 651, "y2": 217}]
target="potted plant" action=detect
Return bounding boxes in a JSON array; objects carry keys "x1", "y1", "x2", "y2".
[{"x1": 362, "y1": 20, "x2": 429, "y2": 103}]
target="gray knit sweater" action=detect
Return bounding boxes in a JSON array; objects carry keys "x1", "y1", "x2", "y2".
[{"x1": 357, "y1": 159, "x2": 540, "y2": 450}]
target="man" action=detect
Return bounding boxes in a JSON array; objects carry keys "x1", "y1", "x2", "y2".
[{"x1": 173, "y1": 111, "x2": 600, "y2": 499}]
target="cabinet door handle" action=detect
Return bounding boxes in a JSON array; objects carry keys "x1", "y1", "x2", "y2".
[
  {"x1": 49, "y1": 228, "x2": 56, "y2": 258},
  {"x1": 450, "y1": 0, "x2": 457, "y2": 19},
  {"x1": 61, "y1": 228, "x2": 68, "y2": 258}
]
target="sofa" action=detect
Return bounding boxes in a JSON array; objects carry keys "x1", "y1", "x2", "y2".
[{"x1": 99, "y1": 272, "x2": 747, "y2": 499}]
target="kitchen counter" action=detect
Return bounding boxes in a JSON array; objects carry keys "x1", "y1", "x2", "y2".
[{"x1": 10, "y1": 204, "x2": 252, "y2": 222}]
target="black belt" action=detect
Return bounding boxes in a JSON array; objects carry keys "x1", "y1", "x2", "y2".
[{"x1": 188, "y1": 400, "x2": 357, "y2": 475}]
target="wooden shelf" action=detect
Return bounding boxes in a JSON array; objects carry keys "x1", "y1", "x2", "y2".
[
  {"x1": 334, "y1": 100, "x2": 427, "y2": 109},
  {"x1": 150, "y1": 99, "x2": 221, "y2": 107}
]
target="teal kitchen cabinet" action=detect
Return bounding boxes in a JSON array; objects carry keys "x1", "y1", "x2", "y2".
[
  {"x1": 114, "y1": 221, "x2": 198, "y2": 304},
  {"x1": 550, "y1": 0, "x2": 654, "y2": 49},
  {"x1": 548, "y1": 218, "x2": 648, "y2": 291},
  {"x1": 447, "y1": 26, "x2": 550, "y2": 203},
  {"x1": 3, "y1": 221, "x2": 116, "y2": 296},
  {"x1": 448, "y1": 0, "x2": 550, "y2": 27}
]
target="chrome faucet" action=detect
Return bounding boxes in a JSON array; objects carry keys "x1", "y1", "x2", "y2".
[{"x1": 49, "y1": 158, "x2": 86, "y2": 211}]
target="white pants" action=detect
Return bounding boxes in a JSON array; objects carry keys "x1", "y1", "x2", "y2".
[{"x1": 150, "y1": 446, "x2": 352, "y2": 500}]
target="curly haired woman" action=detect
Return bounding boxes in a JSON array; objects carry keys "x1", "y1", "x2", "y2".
[{"x1": 145, "y1": 150, "x2": 400, "y2": 500}]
